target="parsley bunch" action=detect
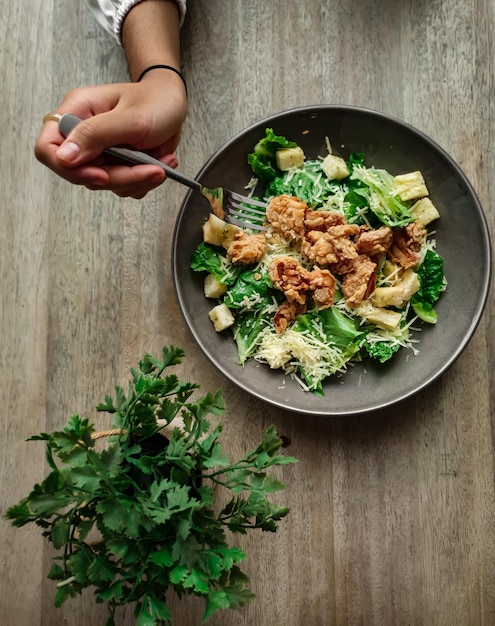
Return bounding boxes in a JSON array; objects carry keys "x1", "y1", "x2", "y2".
[{"x1": 6, "y1": 346, "x2": 298, "y2": 625}]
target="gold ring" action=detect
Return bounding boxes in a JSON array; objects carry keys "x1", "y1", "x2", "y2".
[{"x1": 43, "y1": 113, "x2": 62, "y2": 124}]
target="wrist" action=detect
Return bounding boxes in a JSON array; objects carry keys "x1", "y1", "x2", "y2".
[
  {"x1": 136, "y1": 69, "x2": 188, "y2": 118},
  {"x1": 137, "y1": 64, "x2": 187, "y2": 96}
]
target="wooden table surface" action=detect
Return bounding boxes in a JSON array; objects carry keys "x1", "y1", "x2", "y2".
[{"x1": 1, "y1": 1, "x2": 494, "y2": 625}]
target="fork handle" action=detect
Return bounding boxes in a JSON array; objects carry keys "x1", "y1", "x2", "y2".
[{"x1": 58, "y1": 114, "x2": 202, "y2": 192}]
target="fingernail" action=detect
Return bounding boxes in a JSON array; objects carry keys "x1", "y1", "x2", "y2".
[
  {"x1": 151, "y1": 172, "x2": 165, "y2": 183},
  {"x1": 169, "y1": 157, "x2": 179, "y2": 169},
  {"x1": 57, "y1": 141, "x2": 80, "y2": 162}
]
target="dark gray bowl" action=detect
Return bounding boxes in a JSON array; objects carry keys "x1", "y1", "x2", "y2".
[{"x1": 171, "y1": 105, "x2": 491, "y2": 416}]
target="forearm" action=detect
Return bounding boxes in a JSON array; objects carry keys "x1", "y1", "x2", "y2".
[
  {"x1": 86, "y1": 0, "x2": 187, "y2": 43},
  {"x1": 122, "y1": 0, "x2": 182, "y2": 81}
]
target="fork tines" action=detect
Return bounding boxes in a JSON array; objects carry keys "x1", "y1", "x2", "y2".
[
  {"x1": 228, "y1": 191, "x2": 266, "y2": 209},
  {"x1": 226, "y1": 192, "x2": 267, "y2": 230}
]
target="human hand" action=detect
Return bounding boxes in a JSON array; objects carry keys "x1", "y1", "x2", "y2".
[{"x1": 35, "y1": 72, "x2": 187, "y2": 198}]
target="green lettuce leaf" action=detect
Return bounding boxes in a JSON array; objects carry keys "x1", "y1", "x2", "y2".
[
  {"x1": 291, "y1": 307, "x2": 363, "y2": 393},
  {"x1": 412, "y1": 249, "x2": 447, "y2": 323},
  {"x1": 362, "y1": 339, "x2": 401, "y2": 363},
  {"x1": 266, "y1": 160, "x2": 343, "y2": 207},
  {"x1": 190, "y1": 242, "x2": 243, "y2": 285},
  {"x1": 233, "y1": 311, "x2": 272, "y2": 364},
  {"x1": 349, "y1": 164, "x2": 413, "y2": 227},
  {"x1": 247, "y1": 128, "x2": 297, "y2": 182},
  {"x1": 224, "y1": 270, "x2": 274, "y2": 310}
]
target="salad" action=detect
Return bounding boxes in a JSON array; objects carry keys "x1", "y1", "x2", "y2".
[{"x1": 191, "y1": 129, "x2": 447, "y2": 395}]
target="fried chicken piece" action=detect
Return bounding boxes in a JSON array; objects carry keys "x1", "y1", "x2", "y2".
[
  {"x1": 308, "y1": 267, "x2": 336, "y2": 310},
  {"x1": 301, "y1": 231, "x2": 338, "y2": 265},
  {"x1": 227, "y1": 232, "x2": 267, "y2": 265},
  {"x1": 265, "y1": 194, "x2": 308, "y2": 242},
  {"x1": 268, "y1": 255, "x2": 310, "y2": 305},
  {"x1": 355, "y1": 225, "x2": 393, "y2": 256},
  {"x1": 302, "y1": 224, "x2": 359, "y2": 265},
  {"x1": 337, "y1": 255, "x2": 377, "y2": 307},
  {"x1": 304, "y1": 209, "x2": 346, "y2": 231},
  {"x1": 273, "y1": 300, "x2": 307, "y2": 333},
  {"x1": 388, "y1": 221, "x2": 427, "y2": 268},
  {"x1": 329, "y1": 224, "x2": 361, "y2": 258}
]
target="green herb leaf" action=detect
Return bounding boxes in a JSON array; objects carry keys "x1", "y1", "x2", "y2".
[
  {"x1": 136, "y1": 595, "x2": 171, "y2": 626},
  {"x1": 5, "y1": 346, "x2": 298, "y2": 624}
]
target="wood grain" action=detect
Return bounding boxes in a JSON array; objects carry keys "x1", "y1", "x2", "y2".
[{"x1": 1, "y1": 0, "x2": 494, "y2": 625}]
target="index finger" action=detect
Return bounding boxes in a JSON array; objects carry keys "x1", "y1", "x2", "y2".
[{"x1": 35, "y1": 115, "x2": 65, "y2": 165}]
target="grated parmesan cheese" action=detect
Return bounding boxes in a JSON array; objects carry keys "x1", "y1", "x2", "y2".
[{"x1": 253, "y1": 327, "x2": 350, "y2": 389}]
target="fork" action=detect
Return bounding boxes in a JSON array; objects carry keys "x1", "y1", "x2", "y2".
[{"x1": 58, "y1": 114, "x2": 267, "y2": 231}]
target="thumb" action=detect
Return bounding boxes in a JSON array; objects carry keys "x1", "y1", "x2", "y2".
[
  {"x1": 55, "y1": 112, "x2": 133, "y2": 166},
  {"x1": 56, "y1": 138, "x2": 82, "y2": 164}
]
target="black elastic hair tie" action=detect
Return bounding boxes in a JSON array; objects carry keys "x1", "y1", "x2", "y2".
[{"x1": 136, "y1": 64, "x2": 188, "y2": 96}]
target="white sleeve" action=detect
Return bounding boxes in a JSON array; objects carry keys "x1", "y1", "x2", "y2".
[{"x1": 86, "y1": 0, "x2": 187, "y2": 43}]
